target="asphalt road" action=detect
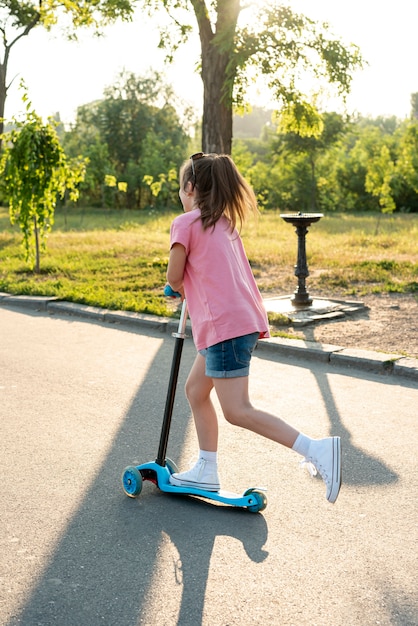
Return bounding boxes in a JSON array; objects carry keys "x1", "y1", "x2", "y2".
[{"x1": 1, "y1": 306, "x2": 417, "y2": 626}]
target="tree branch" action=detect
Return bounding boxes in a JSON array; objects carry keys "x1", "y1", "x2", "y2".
[
  {"x1": 189, "y1": 0, "x2": 213, "y2": 49},
  {"x1": 7, "y1": 12, "x2": 41, "y2": 51}
]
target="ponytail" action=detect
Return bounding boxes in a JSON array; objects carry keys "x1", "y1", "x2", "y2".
[{"x1": 180, "y1": 153, "x2": 258, "y2": 231}]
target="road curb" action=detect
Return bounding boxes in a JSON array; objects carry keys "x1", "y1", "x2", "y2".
[{"x1": 1, "y1": 293, "x2": 417, "y2": 381}]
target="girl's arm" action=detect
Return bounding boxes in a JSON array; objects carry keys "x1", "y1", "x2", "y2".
[{"x1": 166, "y1": 243, "x2": 186, "y2": 297}]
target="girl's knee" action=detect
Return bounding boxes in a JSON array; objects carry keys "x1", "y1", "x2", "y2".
[
  {"x1": 184, "y1": 378, "x2": 194, "y2": 402},
  {"x1": 223, "y1": 409, "x2": 241, "y2": 427},
  {"x1": 222, "y1": 404, "x2": 251, "y2": 427},
  {"x1": 185, "y1": 376, "x2": 212, "y2": 406}
]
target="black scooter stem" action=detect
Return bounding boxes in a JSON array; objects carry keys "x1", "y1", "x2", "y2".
[{"x1": 156, "y1": 299, "x2": 188, "y2": 466}]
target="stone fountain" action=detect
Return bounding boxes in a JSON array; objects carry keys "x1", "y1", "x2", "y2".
[
  {"x1": 262, "y1": 212, "x2": 365, "y2": 326},
  {"x1": 280, "y1": 212, "x2": 323, "y2": 308}
]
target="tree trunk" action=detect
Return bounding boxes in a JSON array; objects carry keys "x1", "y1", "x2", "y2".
[
  {"x1": 0, "y1": 13, "x2": 41, "y2": 150},
  {"x1": 33, "y1": 214, "x2": 41, "y2": 273},
  {"x1": 0, "y1": 50, "x2": 10, "y2": 151},
  {"x1": 192, "y1": 0, "x2": 240, "y2": 155},
  {"x1": 309, "y1": 154, "x2": 317, "y2": 211},
  {"x1": 201, "y1": 47, "x2": 233, "y2": 154}
]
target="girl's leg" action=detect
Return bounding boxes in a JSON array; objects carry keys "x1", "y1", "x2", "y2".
[
  {"x1": 212, "y1": 376, "x2": 299, "y2": 448},
  {"x1": 213, "y1": 376, "x2": 341, "y2": 503},
  {"x1": 184, "y1": 353, "x2": 218, "y2": 451},
  {"x1": 171, "y1": 357, "x2": 341, "y2": 502},
  {"x1": 169, "y1": 353, "x2": 221, "y2": 491}
]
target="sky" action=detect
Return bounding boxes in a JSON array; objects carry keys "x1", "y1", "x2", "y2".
[{"x1": 4, "y1": 0, "x2": 418, "y2": 126}]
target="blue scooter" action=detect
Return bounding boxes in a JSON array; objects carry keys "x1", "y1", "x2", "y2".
[{"x1": 121, "y1": 287, "x2": 267, "y2": 513}]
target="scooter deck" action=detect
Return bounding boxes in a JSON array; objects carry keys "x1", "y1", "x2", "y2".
[{"x1": 122, "y1": 461, "x2": 267, "y2": 513}]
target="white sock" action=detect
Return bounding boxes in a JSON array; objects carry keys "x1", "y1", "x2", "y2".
[
  {"x1": 292, "y1": 433, "x2": 313, "y2": 458},
  {"x1": 199, "y1": 449, "x2": 218, "y2": 464}
]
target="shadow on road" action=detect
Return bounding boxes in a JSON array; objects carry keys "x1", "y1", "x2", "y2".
[
  {"x1": 311, "y1": 365, "x2": 399, "y2": 487},
  {"x1": 258, "y1": 347, "x2": 400, "y2": 487},
  {"x1": 5, "y1": 309, "x2": 409, "y2": 625},
  {"x1": 6, "y1": 330, "x2": 268, "y2": 626}
]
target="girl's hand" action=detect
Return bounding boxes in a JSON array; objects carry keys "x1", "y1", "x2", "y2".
[{"x1": 164, "y1": 285, "x2": 182, "y2": 298}]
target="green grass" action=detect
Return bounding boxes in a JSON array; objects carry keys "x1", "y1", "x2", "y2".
[{"x1": 0, "y1": 206, "x2": 417, "y2": 317}]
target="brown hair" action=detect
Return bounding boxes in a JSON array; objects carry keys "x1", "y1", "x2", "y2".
[{"x1": 180, "y1": 153, "x2": 258, "y2": 231}]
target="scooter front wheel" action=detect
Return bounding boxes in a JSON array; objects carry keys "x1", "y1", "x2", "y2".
[{"x1": 122, "y1": 466, "x2": 143, "y2": 498}]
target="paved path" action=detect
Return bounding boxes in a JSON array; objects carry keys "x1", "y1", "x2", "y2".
[
  {"x1": 1, "y1": 306, "x2": 417, "y2": 626},
  {"x1": 1, "y1": 293, "x2": 418, "y2": 380}
]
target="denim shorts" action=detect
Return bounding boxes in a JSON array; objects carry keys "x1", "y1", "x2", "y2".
[{"x1": 199, "y1": 332, "x2": 259, "y2": 378}]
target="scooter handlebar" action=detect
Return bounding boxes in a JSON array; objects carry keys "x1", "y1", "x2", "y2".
[{"x1": 164, "y1": 285, "x2": 182, "y2": 298}]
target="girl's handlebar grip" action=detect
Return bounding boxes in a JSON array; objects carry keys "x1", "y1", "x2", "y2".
[{"x1": 164, "y1": 285, "x2": 182, "y2": 298}]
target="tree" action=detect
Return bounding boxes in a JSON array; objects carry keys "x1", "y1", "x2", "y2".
[
  {"x1": 145, "y1": 0, "x2": 362, "y2": 154},
  {"x1": 348, "y1": 122, "x2": 399, "y2": 215},
  {"x1": 0, "y1": 0, "x2": 133, "y2": 146},
  {"x1": 397, "y1": 121, "x2": 418, "y2": 194},
  {"x1": 234, "y1": 111, "x2": 418, "y2": 214},
  {"x1": 64, "y1": 131, "x2": 115, "y2": 207},
  {"x1": 272, "y1": 108, "x2": 346, "y2": 211},
  {"x1": 0, "y1": 91, "x2": 86, "y2": 272},
  {"x1": 393, "y1": 120, "x2": 418, "y2": 212},
  {"x1": 64, "y1": 71, "x2": 190, "y2": 208}
]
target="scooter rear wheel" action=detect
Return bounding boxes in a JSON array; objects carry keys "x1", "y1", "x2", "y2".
[{"x1": 244, "y1": 488, "x2": 267, "y2": 513}]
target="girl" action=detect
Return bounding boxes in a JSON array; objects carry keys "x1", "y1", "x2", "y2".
[{"x1": 166, "y1": 152, "x2": 341, "y2": 503}]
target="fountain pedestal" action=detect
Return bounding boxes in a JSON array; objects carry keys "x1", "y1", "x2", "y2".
[{"x1": 280, "y1": 212, "x2": 323, "y2": 308}]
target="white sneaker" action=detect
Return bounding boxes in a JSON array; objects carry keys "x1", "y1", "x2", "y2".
[
  {"x1": 302, "y1": 437, "x2": 341, "y2": 503},
  {"x1": 169, "y1": 458, "x2": 220, "y2": 491}
]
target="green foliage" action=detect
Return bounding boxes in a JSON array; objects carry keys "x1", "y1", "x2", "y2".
[
  {"x1": 397, "y1": 121, "x2": 418, "y2": 194},
  {"x1": 0, "y1": 0, "x2": 364, "y2": 161},
  {"x1": 233, "y1": 4, "x2": 362, "y2": 114},
  {"x1": 232, "y1": 110, "x2": 418, "y2": 214},
  {"x1": 364, "y1": 144, "x2": 396, "y2": 213},
  {"x1": 136, "y1": 0, "x2": 363, "y2": 152},
  {"x1": 8, "y1": 0, "x2": 135, "y2": 31},
  {"x1": 63, "y1": 71, "x2": 190, "y2": 209},
  {"x1": 0, "y1": 90, "x2": 87, "y2": 271},
  {"x1": 3, "y1": 0, "x2": 39, "y2": 28},
  {"x1": 267, "y1": 311, "x2": 291, "y2": 327}
]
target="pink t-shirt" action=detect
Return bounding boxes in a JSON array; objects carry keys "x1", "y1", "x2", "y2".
[{"x1": 170, "y1": 209, "x2": 270, "y2": 350}]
